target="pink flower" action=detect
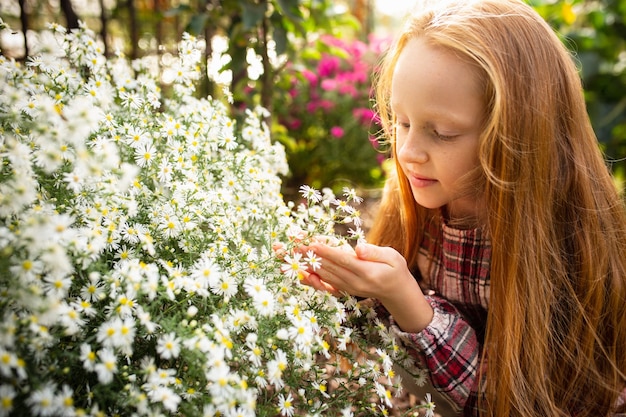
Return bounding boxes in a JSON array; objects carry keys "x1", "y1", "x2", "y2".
[
  {"x1": 347, "y1": 39, "x2": 367, "y2": 58},
  {"x1": 330, "y1": 126, "x2": 344, "y2": 138},
  {"x1": 338, "y1": 83, "x2": 357, "y2": 97},
  {"x1": 320, "y1": 78, "x2": 338, "y2": 92},
  {"x1": 353, "y1": 108, "x2": 376, "y2": 125},
  {"x1": 288, "y1": 119, "x2": 302, "y2": 130},
  {"x1": 302, "y1": 69, "x2": 318, "y2": 85},
  {"x1": 320, "y1": 34, "x2": 346, "y2": 49},
  {"x1": 318, "y1": 55, "x2": 340, "y2": 77},
  {"x1": 368, "y1": 33, "x2": 394, "y2": 55},
  {"x1": 317, "y1": 100, "x2": 335, "y2": 111}
]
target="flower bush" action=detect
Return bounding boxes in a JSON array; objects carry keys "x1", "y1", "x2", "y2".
[
  {"x1": 0, "y1": 22, "x2": 434, "y2": 417},
  {"x1": 270, "y1": 34, "x2": 392, "y2": 195}
]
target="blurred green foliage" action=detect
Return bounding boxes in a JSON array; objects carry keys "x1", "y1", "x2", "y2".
[
  {"x1": 3, "y1": 0, "x2": 625, "y2": 190},
  {"x1": 532, "y1": 0, "x2": 626, "y2": 185}
]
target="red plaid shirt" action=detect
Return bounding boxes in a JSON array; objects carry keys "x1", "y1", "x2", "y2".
[
  {"x1": 388, "y1": 218, "x2": 626, "y2": 416},
  {"x1": 390, "y1": 219, "x2": 488, "y2": 415}
]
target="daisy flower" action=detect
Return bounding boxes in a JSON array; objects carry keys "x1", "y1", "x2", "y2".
[
  {"x1": 95, "y1": 348, "x2": 117, "y2": 384},
  {"x1": 79, "y1": 344, "x2": 97, "y2": 371},
  {"x1": 0, "y1": 384, "x2": 16, "y2": 417},
  {"x1": 157, "y1": 332, "x2": 181, "y2": 360},
  {"x1": 119, "y1": 91, "x2": 144, "y2": 110},
  {"x1": 303, "y1": 250, "x2": 322, "y2": 271},
  {"x1": 342, "y1": 187, "x2": 363, "y2": 204},
  {"x1": 0, "y1": 349, "x2": 16, "y2": 378},
  {"x1": 134, "y1": 142, "x2": 156, "y2": 167},
  {"x1": 267, "y1": 349, "x2": 288, "y2": 389},
  {"x1": 277, "y1": 392, "x2": 295, "y2": 417},
  {"x1": 148, "y1": 386, "x2": 181, "y2": 413},
  {"x1": 57, "y1": 385, "x2": 75, "y2": 416},
  {"x1": 280, "y1": 252, "x2": 306, "y2": 280},
  {"x1": 26, "y1": 382, "x2": 57, "y2": 417},
  {"x1": 253, "y1": 290, "x2": 276, "y2": 317},
  {"x1": 423, "y1": 393, "x2": 436, "y2": 417},
  {"x1": 299, "y1": 185, "x2": 322, "y2": 203}
]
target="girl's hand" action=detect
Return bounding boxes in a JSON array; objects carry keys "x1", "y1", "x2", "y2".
[
  {"x1": 272, "y1": 240, "x2": 340, "y2": 294},
  {"x1": 302, "y1": 240, "x2": 434, "y2": 333}
]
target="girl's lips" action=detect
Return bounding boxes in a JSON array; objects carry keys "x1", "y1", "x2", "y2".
[{"x1": 408, "y1": 174, "x2": 437, "y2": 188}]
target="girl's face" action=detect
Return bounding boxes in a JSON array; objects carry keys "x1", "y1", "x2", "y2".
[{"x1": 391, "y1": 37, "x2": 486, "y2": 221}]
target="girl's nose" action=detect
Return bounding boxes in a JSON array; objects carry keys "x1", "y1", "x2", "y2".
[{"x1": 397, "y1": 136, "x2": 429, "y2": 164}]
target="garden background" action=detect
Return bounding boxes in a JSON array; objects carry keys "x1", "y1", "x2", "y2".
[
  {"x1": 0, "y1": 0, "x2": 625, "y2": 416},
  {"x1": 2, "y1": 0, "x2": 625, "y2": 195}
]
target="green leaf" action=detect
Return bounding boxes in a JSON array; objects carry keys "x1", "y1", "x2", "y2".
[
  {"x1": 163, "y1": 4, "x2": 191, "y2": 18},
  {"x1": 271, "y1": 16, "x2": 288, "y2": 55},
  {"x1": 242, "y1": 2, "x2": 267, "y2": 30},
  {"x1": 185, "y1": 14, "x2": 208, "y2": 35},
  {"x1": 276, "y1": 0, "x2": 304, "y2": 21}
]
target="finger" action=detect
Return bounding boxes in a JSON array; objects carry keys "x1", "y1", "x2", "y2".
[
  {"x1": 308, "y1": 243, "x2": 360, "y2": 275},
  {"x1": 300, "y1": 272, "x2": 339, "y2": 295},
  {"x1": 355, "y1": 242, "x2": 400, "y2": 267},
  {"x1": 311, "y1": 235, "x2": 341, "y2": 246},
  {"x1": 272, "y1": 241, "x2": 287, "y2": 259}
]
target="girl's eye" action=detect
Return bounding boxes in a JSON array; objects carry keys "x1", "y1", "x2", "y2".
[{"x1": 433, "y1": 130, "x2": 456, "y2": 141}]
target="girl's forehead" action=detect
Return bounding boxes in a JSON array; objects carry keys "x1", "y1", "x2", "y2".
[{"x1": 390, "y1": 38, "x2": 484, "y2": 121}]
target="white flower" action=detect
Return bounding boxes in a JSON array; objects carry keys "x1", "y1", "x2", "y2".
[
  {"x1": 95, "y1": 348, "x2": 117, "y2": 384},
  {"x1": 243, "y1": 276, "x2": 265, "y2": 296},
  {"x1": 253, "y1": 289, "x2": 276, "y2": 317},
  {"x1": 267, "y1": 349, "x2": 288, "y2": 390},
  {"x1": 337, "y1": 327, "x2": 353, "y2": 351},
  {"x1": 303, "y1": 250, "x2": 322, "y2": 271},
  {"x1": 0, "y1": 384, "x2": 16, "y2": 417},
  {"x1": 56, "y1": 385, "x2": 75, "y2": 416},
  {"x1": 157, "y1": 332, "x2": 181, "y2": 360},
  {"x1": 9, "y1": 257, "x2": 44, "y2": 283},
  {"x1": 210, "y1": 272, "x2": 238, "y2": 299},
  {"x1": 157, "y1": 160, "x2": 173, "y2": 183},
  {"x1": 246, "y1": 343, "x2": 263, "y2": 367},
  {"x1": 423, "y1": 393, "x2": 436, "y2": 417},
  {"x1": 148, "y1": 386, "x2": 181, "y2": 413},
  {"x1": 42, "y1": 274, "x2": 72, "y2": 299},
  {"x1": 288, "y1": 319, "x2": 314, "y2": 348},
  {"x1": 374, "y1": 381, "x2": 393, "y2": 408},
  {"x1": 0, "y1": 349, "x2": 16, "y2": 378},
  {"x1": 277, "y1": 392, "x2": 295, "y2": 417},
  {"x1": 80, "y1": 344, "x2": 97, "y2": 371},
  {"x1": 299, "y1": 185, "x2": 322, "y2": 203},
  {"x1": 58, "y1": 302, "x2": 85, "y2": 335},
  {"x1": 190, "y1": 256, "x2": 222, "y2": 288},
  {"x1": 96, "y1": 319, "x2": 118, "y2": 348},
  {"x1": 340, "y1": 407, "x2": 354, "y2": 417},
  {"x1": 280, "y1": 252, "x2": 306, "y2": 280},
  {"x1": 119, "y1": 91, "x2": 144, "y2": 109},
  {"x1": 0, "y1": 23, "x2": 400, "y2": 416},
  {"x1": 26, "y1": 382, "x2": 58, "y2": 416},
  {"x1": 126, "y1": 126, "x2": 149, "y2": 148},
  {"x1": 80, "y1": 273, "x2": 105, "y2": 302},
  {"x1": 134, "y1": 142, "x2": 156, "y2": 167},
  {"x1": 342, "y1": 187, "x2": 363, "y2": 204}
]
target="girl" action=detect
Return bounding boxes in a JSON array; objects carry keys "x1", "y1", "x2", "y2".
[{"x1": 298, "y1": 0, "x2": 626, "y2": 415}]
